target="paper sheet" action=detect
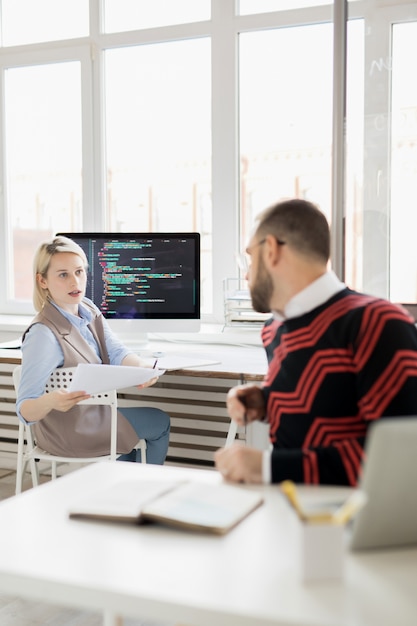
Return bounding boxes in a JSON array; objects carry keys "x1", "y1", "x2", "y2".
[
  {"x1": 154, "y1": 355, "x2": 221, "y2": 371},
  {"x1": 68, "y1": 363, "x2": 165, "y2": 395}
]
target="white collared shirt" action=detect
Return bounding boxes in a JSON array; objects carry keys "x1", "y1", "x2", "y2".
[{"x1": 273, "y1": 270, "x2": 346, "y2": 322}]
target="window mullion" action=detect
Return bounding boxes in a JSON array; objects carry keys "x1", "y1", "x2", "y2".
[{"x1": 211, "y1": 0, "x2": 240, "y2": 323}]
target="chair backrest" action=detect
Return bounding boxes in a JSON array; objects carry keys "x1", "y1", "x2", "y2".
[
  {"x1": 45, "y1": 367, "x2": 118, "y2": 407},
  {"x1": 13, "y1": 363, "x2": 146, "y2": 494},
  {"x1": 12, "y1": 364, "x2": 22, "y2": 393},
  {"x1": 14, "y1": 365, "x2": 117, "y2": 404}
]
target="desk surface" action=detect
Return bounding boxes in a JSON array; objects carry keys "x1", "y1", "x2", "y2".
[
  {"x1": 0, "y1": 341, "x2": 267, "y2": 380},
  {"x1": 0, "y1": 462, "x2": 416, "y2": 626}
]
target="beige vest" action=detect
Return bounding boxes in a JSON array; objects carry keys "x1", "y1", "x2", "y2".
[{"x1": 23, "y1": 301, "x2": 138, "y2": 457}]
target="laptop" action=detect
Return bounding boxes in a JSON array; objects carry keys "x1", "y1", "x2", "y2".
[{"x1": 349, "y1": 416, "x2": 417, "y2": 551}]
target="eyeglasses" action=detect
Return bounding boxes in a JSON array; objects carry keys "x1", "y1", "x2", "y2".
[
  {"x1": 246, "y1": 238, "x2": 267, "y2": 256},
  {"x1": 236, "y1": 237, "x2": 286, "y2": 272}
]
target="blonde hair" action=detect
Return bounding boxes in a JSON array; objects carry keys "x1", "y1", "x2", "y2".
[{"x1": 33, "y1": 236, "x2": 88, "y2": 312}]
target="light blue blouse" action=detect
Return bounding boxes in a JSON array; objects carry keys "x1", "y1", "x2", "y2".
[{"x1": 16, "y1": 298, "x2": 130, "y2": 421}]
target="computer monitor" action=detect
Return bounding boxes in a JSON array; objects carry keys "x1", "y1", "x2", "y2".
[{"x1": 57, "y1": 232, "x2": 201, "y2": 345}]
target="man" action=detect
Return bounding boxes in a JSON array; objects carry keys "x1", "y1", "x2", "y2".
[{"x1": 214, "y1": 198, "x2": 417, "y2": 486}]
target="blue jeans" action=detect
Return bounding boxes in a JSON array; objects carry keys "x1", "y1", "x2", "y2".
[{"x1": 117, "y1": 407, "x2": 170, "y2": 465}]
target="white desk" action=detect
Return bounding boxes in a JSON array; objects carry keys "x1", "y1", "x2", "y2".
[
  {"x1": 0, "y1": 344, "x2": 268, "y2": 468},
  {"x1": 0, "y1": 462, "x2": 416, "y2": 626}
]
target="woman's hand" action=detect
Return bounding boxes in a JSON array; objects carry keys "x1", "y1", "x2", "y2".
[
  {"x1": 49, "y1": 389, "x2": 91, "y2": 412},
  {"x1": 20, "y1": 389, "x2": 90, "y2": 423},
  {"x1": 121, "y1": 353, "x2": 160, "y2": 389},
  {"x1": 136, "y1": 376, "x2": 159, "y2": 389}
]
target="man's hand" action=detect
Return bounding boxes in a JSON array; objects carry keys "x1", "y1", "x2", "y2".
[
  {"x1": 226, "y1": 384, "x2": 265, "y2": 426},
  {"x1": 214, "y1": 444, "x2": 263, "y2": 483}
]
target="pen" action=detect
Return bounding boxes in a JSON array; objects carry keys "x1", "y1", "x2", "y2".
[
  {"x1": 239, "y1": 375, "x2": 247, "y2": 425},
  {"x1": 280, "y1": 480, "x2": 368, "y2": 525},
  {"x1": 331, "y1": 490, "x2": 368, "y2": 525},
  {"x1": 152, "y1": 359, "x2": 158, "y2": 369},
  {"x1": 280, "y1": 480, "x2": 333, "y2": 523},
  {"x1": 238, "y1": 390, "x2": 248, "y2": 425},
  {"x1": 281, "y1": 480, "x2": 309, "y2": 521}
]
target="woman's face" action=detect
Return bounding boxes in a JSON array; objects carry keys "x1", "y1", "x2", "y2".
[{"x1": 37, "y1": 252, "x2": 87, "y2": 313}]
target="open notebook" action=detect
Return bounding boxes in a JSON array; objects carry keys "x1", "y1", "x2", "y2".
[{"x1": 68, "y1": 479, "x2": 263, "y2": 535}]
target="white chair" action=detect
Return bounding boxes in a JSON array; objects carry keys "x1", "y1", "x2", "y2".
[{"x1": 13, "y1": 365, "x2": 147, "y2": 494}]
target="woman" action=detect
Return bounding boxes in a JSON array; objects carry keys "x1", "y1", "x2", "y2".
[{"x1": 16, "y1": 236, "x2": 170, "y2": 464}]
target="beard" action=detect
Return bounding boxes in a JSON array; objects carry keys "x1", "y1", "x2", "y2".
[{"x1": 249, "y1": 257, "x2": 273, "y2": 313}]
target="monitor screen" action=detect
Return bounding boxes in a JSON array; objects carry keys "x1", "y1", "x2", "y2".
[{"x1": 57, "y1": 232, "x2": 201, "y2": 343}]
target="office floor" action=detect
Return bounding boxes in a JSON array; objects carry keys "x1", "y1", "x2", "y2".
[{"x1": 0, "y1": 468, "x2": 176, "y2": 626}]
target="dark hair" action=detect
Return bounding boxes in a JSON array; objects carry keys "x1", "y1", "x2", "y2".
[{"x1": 256, "y1": 198, "x2": 330, "y2": 263}]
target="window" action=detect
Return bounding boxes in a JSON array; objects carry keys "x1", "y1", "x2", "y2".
[
  {"x1": 390, "y1": 21, "x2": 417, "y2": 302},
  {"x1": 239, "y1": 23, "x2": 334, "y2": 246},
  {"x1": 0, "y1": 1, "x2": 417, "y2": 324},
  {"x1": 4, "y1": 62, "x2": 83, "y2": 304},
  {"x1": 103, "y1": 0, "x2": 210, "y2": 32},
  {"x1": 1, "y1": 0, "x2": 88, "y2": 46},
  {"x1": 346, "y1": 6, "x2": 417, "y2": 302},
  {"x1": 104, "y1": 40, "x2": 212, "y2": 312},
  {"x1": 238, "y1": 0, "x2": 332, "y2": 14}
]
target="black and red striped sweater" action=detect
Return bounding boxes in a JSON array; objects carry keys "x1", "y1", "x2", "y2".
[{"x1": 261, "y1": 288, "x2": 417, "y2": 486}]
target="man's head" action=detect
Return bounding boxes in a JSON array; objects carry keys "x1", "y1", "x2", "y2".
[{"x1": 246, "y1": 198, "x2": 330, "y2": 315}]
